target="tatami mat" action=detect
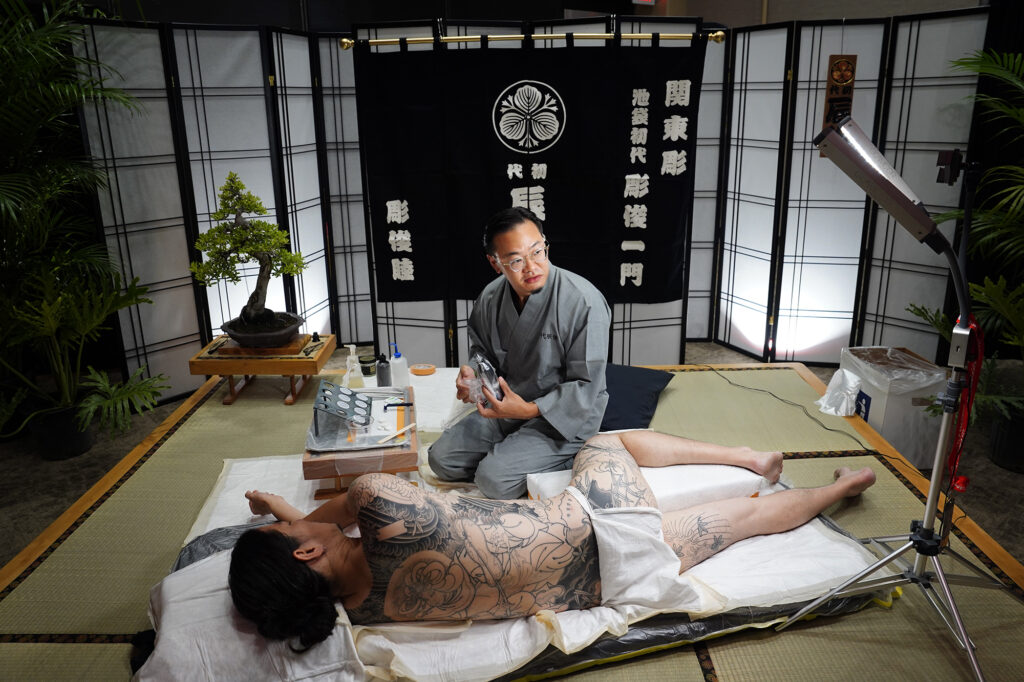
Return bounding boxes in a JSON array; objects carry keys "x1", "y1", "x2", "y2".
[
  {"x1": 1, "y1": 366, "x2": 1021, "y2": 682},
  {"x1": 540, "y1": 644, "x2": 709, "y2": 681},
  {"x1": 651, "y1": 367, "x2": 867, "y2": 452},
  {"x1": 1, "y1": 643, "x2": 133, "y2": 680}
]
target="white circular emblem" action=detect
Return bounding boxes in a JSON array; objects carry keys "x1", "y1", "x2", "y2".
[{"x1": 492, "y1": 80, "x2": 566, "y2": 154}]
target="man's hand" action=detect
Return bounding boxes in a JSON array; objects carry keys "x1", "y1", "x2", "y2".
[
  {"x1": 455, "y1": 364, "x2": 476, "y2": 403},
  {"x1": 477, "y1": 377, "x2": 540, "y2": 420}
]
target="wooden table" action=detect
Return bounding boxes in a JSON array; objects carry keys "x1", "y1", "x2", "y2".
[
  {"x1": 303, "y1": 389, "x2": 419, "y2": 498},
  {"x1": 188, "y1": 333, "x2": 337, "y2": 405}
]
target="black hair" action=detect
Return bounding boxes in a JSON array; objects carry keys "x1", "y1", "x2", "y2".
[
  {"x1": 228, "y1": 528, "x2": 338, "y2": 651},
  {"x1": 482, "y1": 206, "x2": 544, "y2": 254}
]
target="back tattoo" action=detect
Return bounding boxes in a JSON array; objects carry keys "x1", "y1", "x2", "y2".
[{"x1": 345, "y1": 475, "x2": 600, "y2": 624}]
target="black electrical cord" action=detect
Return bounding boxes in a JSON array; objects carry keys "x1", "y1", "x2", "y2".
[{"x1": 695, "y1": 364, "x2": 893, "y2": 457}]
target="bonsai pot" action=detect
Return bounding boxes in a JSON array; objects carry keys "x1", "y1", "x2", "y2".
[
  {"x1": 31, "y1": 406, "x2": 95, "y2": 460},
  {"x1": 221, "y1": 311, "x2": 304, "y2": 348}
]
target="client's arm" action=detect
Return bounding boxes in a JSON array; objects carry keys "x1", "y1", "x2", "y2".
[
  {"x1": 245, "y1": 489, "x2": 357, "y2": 527},
  {"x1": 245, "y1": 490, "x2": 304, "y2": 521}
]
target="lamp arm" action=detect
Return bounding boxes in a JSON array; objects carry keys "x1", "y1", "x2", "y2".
[{"x1": 937, "y1": 234, "x2": 971, "y2": 330}]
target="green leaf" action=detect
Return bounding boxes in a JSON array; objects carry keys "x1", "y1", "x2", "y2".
[
  {"x1": 906, "y1": 303, "x2": 953, "y2": 342},
  {"x1": 76, "y1": 365, "x2": 169, "y2": 436}
]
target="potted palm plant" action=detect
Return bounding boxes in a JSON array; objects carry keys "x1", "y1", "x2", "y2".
[
  {"x1": 0, "y1": 0, "x2": 168, "y2": 458},
  {"x1": 189, "y1": 172, "x2": 307, "y2": 347},
  {"x1": 907, "y1": 50, "x2": 1024, "y2": 471}
]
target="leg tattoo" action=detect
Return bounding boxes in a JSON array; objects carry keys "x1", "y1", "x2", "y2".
[
  {"x1": 570, "y1": 436, "x2": 658, "y2": 510},
  {"x1": 662, "y1": 512, "x2": 732, "y2": 569}
]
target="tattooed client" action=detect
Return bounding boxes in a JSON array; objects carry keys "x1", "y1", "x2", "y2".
[{"x1": 229, "y1": 430, "x2": 876, "y2": 649}]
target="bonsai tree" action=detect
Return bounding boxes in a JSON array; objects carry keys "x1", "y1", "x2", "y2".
[
  {"x1": 0, "y1": 0, "x2": 167, "y2": 441},
  {"x1": 190, "y1": 172, "x2": 306, "y2": 330}
]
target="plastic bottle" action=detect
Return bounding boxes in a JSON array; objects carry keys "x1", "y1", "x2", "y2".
[
  {"x1": 390, "y1": 342, "x2": 410, "y2": 388},
  {"x1": 376, "y1": 353, "x2": 391, "y2": 387},
  {"x1": 343, "y1": 344, "x2": 363, "y2": 388}
]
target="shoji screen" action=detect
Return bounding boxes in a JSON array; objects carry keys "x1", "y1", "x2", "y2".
[
  {"x1": 690, "y1": 27, "x2": 726, "y2": 341},
  {"x1": 272, "y1": 31, "x2": 331, "y2": 336},
  {"x1": 78, "y1": 24, "x2": 203, "y2": 398},
  {"x1": 861, "y1": 9, "x2": 987, "y2": 358},
  {"x1": 317, "y1": 36, "x2": 373, "y2": 346},
  {"x1": 717, "y1": 25, "x2": 793, "y2": 359},
  {"x1": 357, "y1": 22, "x2": 449, "y2": 365},
  {"x1": 775, "y1": 20, "x2": 888, "y2": 363},
  {"x1": 173, "y1": 27, "x2": 284, "y2": 336},
  {"x1": 609, "y1": 17, "x2": 700, "y2": 364}
]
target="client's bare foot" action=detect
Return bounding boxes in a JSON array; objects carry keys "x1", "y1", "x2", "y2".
[
  {"x1": 751, "y1": 450, "x2": 784, "y2": 483},
  {"x1": 833, "y1": 466, "x2": 876, "y2": 497}
]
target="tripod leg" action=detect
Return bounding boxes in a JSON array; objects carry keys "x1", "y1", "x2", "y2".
[
  {"x1": 929, "y1": 555, "x2": 985, "y2": 682},
  {"x1": 777, "y1": 540, "x2": 914, "y2": 631}
]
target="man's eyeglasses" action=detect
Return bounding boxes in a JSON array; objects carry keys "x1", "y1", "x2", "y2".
[{"x1": 497, "y1": 241, "x2": 549, "y2": 273}]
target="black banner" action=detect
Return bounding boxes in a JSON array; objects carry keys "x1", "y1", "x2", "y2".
[{"x1": 354, "y1": 37, "x2": 707, "y2": 303}]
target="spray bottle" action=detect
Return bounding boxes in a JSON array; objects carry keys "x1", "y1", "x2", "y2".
[
  {"x1": 389, "y1": 342, "x2": 410, "y2": 388},
  {"x1": 343, "y1": 344, "x2": 363, "y2": 388}
]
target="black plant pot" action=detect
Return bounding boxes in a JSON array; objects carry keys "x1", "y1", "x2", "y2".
[
  {"x1": 221, "y1": 311, "x2": 304, "y2": 348},
  {"x1": 31, "y1": 406, "x2": 95, "y2": 460},
  {"x1": 988, "y1": 408, "x2": 1024, "y2": 474}
]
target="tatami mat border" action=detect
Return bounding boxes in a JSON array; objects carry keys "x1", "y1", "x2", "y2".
[
  {"x1": 694, "y1": 642, "x2": 716, "y2": 681},
  {"x1": 0, "y1": 379, "x2": 224, "y2": 604}
]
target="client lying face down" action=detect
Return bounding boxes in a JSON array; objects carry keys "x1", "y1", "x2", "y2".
[{"x1": 229, "y1": 430, "x2": 876, "y2": 649}]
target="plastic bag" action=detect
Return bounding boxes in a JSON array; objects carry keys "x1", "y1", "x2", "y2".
[{"x1": 816, "y1": 368, "x2": 862, "y2": 416}]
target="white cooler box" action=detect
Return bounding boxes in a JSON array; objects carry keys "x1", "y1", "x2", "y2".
[{"x1": 839, "y1": 346, "x2": 947, "y2": 469}]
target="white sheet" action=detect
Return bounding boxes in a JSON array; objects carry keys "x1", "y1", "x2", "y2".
[{"x1": 141, "y1": 456, "x2": 890, "y2": 682}]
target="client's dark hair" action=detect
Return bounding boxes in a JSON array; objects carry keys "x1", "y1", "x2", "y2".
[
  {"x1": 229, "y1": 528, "x2": 338, "y2": 651},
  {"x1": 483, "y1": 206, "x2": 544, "y2": 254}
]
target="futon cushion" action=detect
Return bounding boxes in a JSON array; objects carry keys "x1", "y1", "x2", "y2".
[
  {"x1": 599, "y1": 363, "x2": 673, "y2": 431},
  {"x1": 136, "y1": 550, "x2": 365, "y2": 681}
]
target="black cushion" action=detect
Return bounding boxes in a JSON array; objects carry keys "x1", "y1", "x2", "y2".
[{"x1": 599, "y1": 363, "x2": 673, "y2": 431}]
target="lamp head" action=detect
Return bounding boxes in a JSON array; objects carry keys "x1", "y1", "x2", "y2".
[{"x1": 814, "y1": 116, "x2": 943, "y2": 252}]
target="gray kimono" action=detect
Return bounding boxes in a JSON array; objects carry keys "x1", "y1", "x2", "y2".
[{"x1": 428, "y1": 265, "x2": 610, "y2": 498}]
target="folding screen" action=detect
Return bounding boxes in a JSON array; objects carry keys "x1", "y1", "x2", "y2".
[
  {"x1": 859, "y1": 8, "x2": 988, "y2": 358},
  {"x1": 717, "y1": 8, "x2": 987, "y2": 364},
  {"x1": 78, "y1": 24, "x2": 204, "y2": 396},
  {"x1": 271, "y1": 30, "x2": 331, "y2": 336},
  {"x1": 173, "y1": 27, "x2": 285, "y2": 335},
  {"x1": 316, "y1": 34, "x2": 374, "y2": 346},
  {"x1": 76, "y1": 8, "x2": 988, "y2": 385},
  {"x1": 689, "y1": 25, "x2": 726, "y2": 342},
  {"x1": 717, "y1": 25, "x2": 793, "y2": 360},
  {"x1": 774, "y1": 20, "x2": 889, "y2": 363}
]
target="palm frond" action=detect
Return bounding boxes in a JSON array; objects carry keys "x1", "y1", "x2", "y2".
[{"x1": 951, "y1": 50, "x2": 1024, "y2": 93}]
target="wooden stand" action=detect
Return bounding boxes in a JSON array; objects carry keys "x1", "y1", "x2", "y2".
[{"x1": 188, "y1": 334, "x2": 337, "y2": 405}]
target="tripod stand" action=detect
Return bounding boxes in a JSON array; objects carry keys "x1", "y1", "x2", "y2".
[
  {"x1": 776, "y1": 361, "x2": 1004, "y2": 681},
  {"x1": 777, "y1": 150, "x2": 1005, "y2": 681}
]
